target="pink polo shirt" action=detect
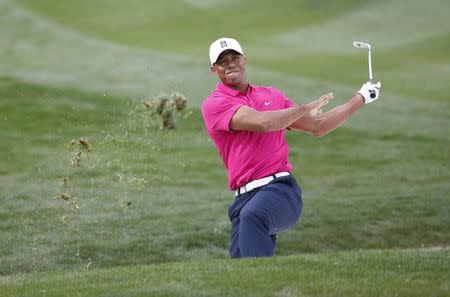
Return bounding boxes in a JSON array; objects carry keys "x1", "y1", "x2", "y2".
[{"x1": 201, "y1": 83, "x2": 294, "y2": 190}]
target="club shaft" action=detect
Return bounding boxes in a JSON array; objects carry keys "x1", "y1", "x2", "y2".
[{"x1": 368, "y1": 48, "x2": 373, "y2": 80}]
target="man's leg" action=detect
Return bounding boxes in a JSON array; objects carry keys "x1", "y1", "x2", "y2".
[
  {"x1": 229, "y1": 211, "x2": 241, "y2": 258},
  {"x1": 238, "y1": 176, "x2": 302, "y2": 257},
  {"x1": 229, "y1": 215, "x2": 276, "y2": 258},
  {"x1": 228, "y1": 192, "x2": 255, "y2": 258}
]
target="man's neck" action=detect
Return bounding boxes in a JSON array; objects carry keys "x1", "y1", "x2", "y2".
[{"x1": 228, "y1": 82, "x2": 249, "y2": 93}]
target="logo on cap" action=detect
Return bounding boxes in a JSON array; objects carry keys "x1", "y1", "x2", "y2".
[{"x1": 220, "y1": 40, "x2": 227, "y2": 48}]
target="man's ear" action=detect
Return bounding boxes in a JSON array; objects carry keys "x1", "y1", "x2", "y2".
[{"x1": 210, "y1": 65, "x2": 216, "y2": 74}]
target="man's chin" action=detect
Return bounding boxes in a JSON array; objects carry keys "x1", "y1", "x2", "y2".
[{"x1": 225, "y1": 74, "x2": 243, "y2": 84}]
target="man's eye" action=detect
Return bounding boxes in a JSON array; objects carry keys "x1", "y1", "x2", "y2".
[{"x1": 216, "y1": 55, "x2": 240, "y2": 66}]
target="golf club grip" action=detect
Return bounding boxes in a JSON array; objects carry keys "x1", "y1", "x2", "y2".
[{"x1": 368, "y1": 78, "x2": 376, "y2": 98}]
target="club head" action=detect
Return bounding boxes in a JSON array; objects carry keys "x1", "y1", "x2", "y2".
[{"x1": 353, "y1": 41, "x2": 371, "y2": 50}]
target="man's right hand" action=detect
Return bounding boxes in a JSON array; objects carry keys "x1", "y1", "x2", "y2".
[
  {"x1": 306, "y1": 92, "x2": 333, "y2": 116},
  {"x1": 358, "y1": 81, "x2": 381, "y2": 104}
]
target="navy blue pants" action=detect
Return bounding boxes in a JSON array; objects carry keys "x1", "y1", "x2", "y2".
[{"x1": 227, "y1": 174, "x2": 303, "y2": 258}]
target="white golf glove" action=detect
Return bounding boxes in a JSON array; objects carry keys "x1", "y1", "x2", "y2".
[{"x1": 358, "y1": 81, "x2": 381, "y2": 104}]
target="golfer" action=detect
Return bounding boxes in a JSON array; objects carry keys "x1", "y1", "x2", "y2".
[{"x1": 201, "y1": 37, "x2": 381, "y2": 258}]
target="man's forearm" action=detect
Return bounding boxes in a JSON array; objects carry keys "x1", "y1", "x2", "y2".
[
  {"x1": 290, "y1": 94, "x2": 364, "y2": 136},
  {"x1": 261, "y1": 104, "x2": 311, "y2": 132},
  {"x1": 313, "y1": 94, "x2": 364, "y2": 136},
  {"x1": 230, "y1": 93, "x2": 331, "y2": 132}
]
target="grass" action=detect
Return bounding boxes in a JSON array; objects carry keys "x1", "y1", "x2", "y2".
[
  {"x1": 1, "y1": 249, "x2": 449, "y2": 297},
  {"x1": 15, "y1": 0, "x2": 364, "y2": 54},
  {"x1": 0, "y1": 0, "x2": 449, "y2": 295},
  {"x1": 0, "y1": 76, "x2": 448, "y2": 274}
]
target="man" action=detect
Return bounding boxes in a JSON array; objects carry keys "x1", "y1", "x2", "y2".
[{"x1": 201, "y1": 37, "x2": 381, "y2": 258}]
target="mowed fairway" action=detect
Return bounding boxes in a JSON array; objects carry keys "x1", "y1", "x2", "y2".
[{"x1": 1, "y1": 0, "x2": 449, "y2": 296}]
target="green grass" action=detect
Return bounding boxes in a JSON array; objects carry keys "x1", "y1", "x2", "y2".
[
  {"x1": 15, "y1": 0, "x2": 364, "y2": 54},
  {"x1": 1, "y1": 249, "x2": 449, "y2": 297},
  {"x1": 0, "y1": 77, "x2": 448, "y2": 275},
  {"x1": 1, "y1": 0, "x2": 449, "y2": 295}
]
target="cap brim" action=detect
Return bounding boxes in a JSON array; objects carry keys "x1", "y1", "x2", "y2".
[{"x1": 213, "y1": 49, "x2": 243, "y2": 64}]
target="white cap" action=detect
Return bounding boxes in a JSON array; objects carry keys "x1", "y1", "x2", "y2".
[{"x1": 209, "y1": 37, "x2": 244, "y2": 65}]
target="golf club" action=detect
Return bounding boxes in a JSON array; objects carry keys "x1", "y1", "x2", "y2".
[{"x1": 353, "y1": 41, "x2": 376, "y2": 98}]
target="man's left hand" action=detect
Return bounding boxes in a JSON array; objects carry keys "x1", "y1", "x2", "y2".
[{"x1": 358, "y1": 81, "x2": 381, "y2": 104}]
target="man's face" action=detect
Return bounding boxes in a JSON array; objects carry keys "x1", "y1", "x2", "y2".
[{"x1": 211, "y1": 50, "x2": 247, "y2": 87}]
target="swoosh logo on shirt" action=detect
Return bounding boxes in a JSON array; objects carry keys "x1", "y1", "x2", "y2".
[{"x1": 264, "y1": 101, "x2": 272, "y2": 106}]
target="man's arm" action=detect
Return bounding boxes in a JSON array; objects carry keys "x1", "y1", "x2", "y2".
[
  {"x1": 289, "y1": 82, "x2": 381, "y2": 137},
  {"x1": 230, "y1": 93, "x2": 332, "y2": 132},
  {"x1": 289, "y1": 94, "x2": 364, "y2": 137}
]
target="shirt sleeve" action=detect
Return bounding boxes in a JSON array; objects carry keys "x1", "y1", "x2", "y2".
[
  {"x1": 280, "y1": 91, "x2": 294, "y2": 108},
  {"x1": 201, "y1": 96, "x2": 242, "y2": 132},
  {"x1": 269, "y1": 87, "x2": 294, "y2": 108}
]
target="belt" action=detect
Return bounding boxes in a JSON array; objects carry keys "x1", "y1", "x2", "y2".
[{"x1": 234, "y1": 172, "x2": 290, "y2": 197}]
